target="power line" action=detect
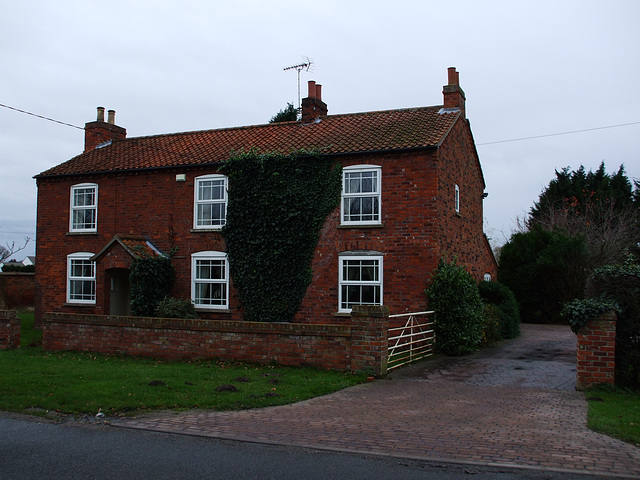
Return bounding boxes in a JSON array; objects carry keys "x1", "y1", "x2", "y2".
[
  {"x1": 476, "y1": 121, "x2": 640, "y2": 146},
  {"x1": 0, "y1": 102, "x2": 211, "y2": 166},
  {"x1": 0, "y1": 103, "x2": 84, "y2": 131}
]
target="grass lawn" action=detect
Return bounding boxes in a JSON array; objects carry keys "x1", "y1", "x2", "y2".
[
  {"x1": 0, "y1": 311, "x2": 366, "y2": 417},
  {"x1": 586, "y1": 385, "x2": 640, "y2": 447}
]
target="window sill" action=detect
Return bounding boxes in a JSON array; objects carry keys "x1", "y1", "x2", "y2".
[
  {"x1": 338, "y1": 223, "x2": 384, "y2": 229},
  {"x1": 63, "y1": 302, "x2": 96, "y2": 307},
  {"x1": 194, "y1": 308, "x2": 231, "y2": 313},
  {"x1": 67, "y1": 231, "x2": 98, "y2": 236},
  {"x1": 334, "y1": 312, "x2": 352, "y2": 317},
  {"x1": 191, "y1": 228, "x2": 224, "y2": 233}
]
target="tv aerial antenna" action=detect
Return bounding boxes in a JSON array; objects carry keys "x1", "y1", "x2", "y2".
[{"x1": 283, "y1": 57, "x2": 314, "y2": 113}]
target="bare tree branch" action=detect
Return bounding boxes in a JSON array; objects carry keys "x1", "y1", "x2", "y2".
[{"x1": 0, "y1": 236, "x2": 30, "y2": 263}]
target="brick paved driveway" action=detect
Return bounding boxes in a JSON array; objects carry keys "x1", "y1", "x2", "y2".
[{"x1": 113, "y1": 324, "x2": 640, "y2": 478}]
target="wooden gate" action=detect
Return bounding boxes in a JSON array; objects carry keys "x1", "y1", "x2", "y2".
[{"x1": 387, "y1": 311, "x2": 435, "y2": 371}]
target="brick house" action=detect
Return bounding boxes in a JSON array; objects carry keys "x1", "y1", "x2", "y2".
[{"x1": 34, "y1": 67, "x2": 497, "y2": 329}]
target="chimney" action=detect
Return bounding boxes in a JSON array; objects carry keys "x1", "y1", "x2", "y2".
[
  {"x1": 301, "y1": 80, "x2": 328, "y2": 123},
  {"x1": 442, "y1": 67, "x2": 466, "y2": 117},
  {"x1": 84, "y1": 106, "x2": 127, "y2": 152}
]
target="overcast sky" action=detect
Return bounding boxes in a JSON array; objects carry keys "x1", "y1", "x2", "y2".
[{"x1": 1, "y1": 0, "x2": 639, "y2": 260}]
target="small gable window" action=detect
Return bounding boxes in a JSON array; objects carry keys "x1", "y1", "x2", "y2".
[
  {"x1": 67, "y1": 252, "x2": 96, "y2": 304},
  {"x1": 455, "y1": 184, "x2": 460, "y2": 214},
  {"x1": 70, "y1": 183, "x2": 98, "y2": 232},
  {"x1": 191, "y1": 251, "x2": 229, "y2": 309},
  {"x1": 338, "y1": 253, "x2": 383, "y2": 313},
  {"x1": 341, "y1": 165, "x2": 381, "y2": 225},
  {"x1": 194, "y1": 175, "x2": 227, "y2": 229}
]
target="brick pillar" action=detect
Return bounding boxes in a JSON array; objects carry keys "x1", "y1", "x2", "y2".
[
  {"x1": 350, "y1": 305, "x2": 390, "y2": 376},
  {"x1": 576, "y1": 311, "x2": 616, "y2": 390},
  {"x1": 0, "y1": 310, "x2": 21, "y2": 349}
]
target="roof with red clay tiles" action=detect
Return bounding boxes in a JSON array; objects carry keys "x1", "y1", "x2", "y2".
[
  {"x1": 91, "y1": 235, "x2": 162, "y2": 261},
  {"x1": 37, "y1": 105, "x2": 461, "y2": 178}
]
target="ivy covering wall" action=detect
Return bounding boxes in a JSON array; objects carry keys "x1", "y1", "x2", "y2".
[{"x1": 220, "y1": 150, "x2": 342, "y2": 323}]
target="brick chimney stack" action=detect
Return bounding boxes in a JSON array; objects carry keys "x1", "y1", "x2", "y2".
[
  {"x1": 443, "y1": 67, "x2": 466, "y2": 118},
  {"x1": 301, "y1": 80, "x2": 328, "y2": 123},
  {"x1": 84, "y1": 107, "x2": 127, "y2": 152}
]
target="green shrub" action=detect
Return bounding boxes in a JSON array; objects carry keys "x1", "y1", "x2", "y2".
[
  {"x1": 130, "y1": 255, "x2": 175, "y2": 317},
  {"x1": 562, "y1": 296, "x2": 619, "y2": 334},
  {"x1": 478, "y1": 281, "x2": 520, "y2": 339},
  {"x1": 426, "y1": 258, "x2": 484, "y2": 356},
  {"x1": 155, "y1": 297, "x2": 198, "y2": 319},
  {"x1": 481, "y1": 304, "x2": 502, "y2": 346},
  {"x1": 585, "y1": 261, "x2": 640, "y2": 388}
]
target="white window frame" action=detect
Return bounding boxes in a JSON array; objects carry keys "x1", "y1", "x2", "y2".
[
  {"x1": 455, "y1": 184, "x2": 460, "y2": 213},
  {"x1": 70, "y1": 183, "x2": 98, "y2": 232},
  {"x1": 191, "y1": 251, "x2": 229, "y2": 309},
  {"x1": 341, "y1": 165, "x2": 382, "y2": 225},
  {"x1": 67, "y1": 252, "x2": 96, "y2": 304},
  {"x1": 338, "y1": 254, "x2": 383, "y2": 313},
  {"x1": 194, "y1": 174, "x2": 228, "y2": 230}
]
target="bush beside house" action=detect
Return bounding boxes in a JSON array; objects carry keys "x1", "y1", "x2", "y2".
[{"x1": 426, "y1": 258, "x2": 484, "y2": 355}]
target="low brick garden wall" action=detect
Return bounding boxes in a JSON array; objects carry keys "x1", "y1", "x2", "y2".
[
  {"x1": 576, "y1": 311, "x2": 616, "y2": 390},
  {"x1": 0, "y1": 310, "x2": 21, "y2": 349},
  {"x1": 0, "y1": 273, "x2": 35, "y2": 309},
  {"x1": 42, "y1": 305, "x2": 391, "y2": 374}
]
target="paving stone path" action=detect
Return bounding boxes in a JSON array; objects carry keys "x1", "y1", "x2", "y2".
[{"x1": 112, "y1": 324, "x2": 640, "y2": 478}]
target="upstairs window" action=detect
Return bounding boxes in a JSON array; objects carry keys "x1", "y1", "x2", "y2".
[
  {"x1": 341, "y1": 165, "x2": 381, "y2": 225},
  {"x1": 455, "y1": 184, "x2": 460, "y2": 213},
  {"x1": 70, "y1": 183, "x2": 97, "y2": 232},
  {"x1": 338, "y1": 254, "x2": 383, "y2": 313},
  {"x1": 194, "y1": 175, "x2": 227, "y2": 229},
  {"x1": 191, "y1": 251, "x2": 229, "y2": 309},
  {"x1": 67, "y1": 252, "x2": 96, "y2": 304}
]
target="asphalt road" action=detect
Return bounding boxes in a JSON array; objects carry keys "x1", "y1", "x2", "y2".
[{"x1": 0, "y1": 413, "x2": 602, "y2": 480}]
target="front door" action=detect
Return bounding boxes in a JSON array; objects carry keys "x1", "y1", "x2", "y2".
[{"x1": 108, "y1": 268, "x2": 131, "y2": 316}]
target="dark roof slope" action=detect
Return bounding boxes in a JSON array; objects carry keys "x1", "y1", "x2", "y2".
[{"x1": 37, "y1": 105, "x2": 460, "y2": 178}]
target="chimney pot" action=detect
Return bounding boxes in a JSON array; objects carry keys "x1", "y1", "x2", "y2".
[
  {"x1": 447, "y1": 67, "x2": 459, "y2": 85},
  {"x1": 301, "y1": 80, "x2": 328, "y2": 123},
  {"x1": 107, "y1": 110, "x2": 116, "y2": 125},
  {"x1": 307, "y1": 80, "x2": 317, "y2": 98},
  {"x1": 97, "y1": 107, "x2": 105, "y2": 122}
]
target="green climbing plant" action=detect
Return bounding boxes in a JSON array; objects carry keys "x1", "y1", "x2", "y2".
[{"x1": 220, "y1": 150, "x2": 342, "y2": 323}]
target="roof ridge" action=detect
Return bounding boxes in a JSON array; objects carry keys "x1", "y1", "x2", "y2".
[{"x1": 122, "y1": 105, "x2": 446, "y2": 143}]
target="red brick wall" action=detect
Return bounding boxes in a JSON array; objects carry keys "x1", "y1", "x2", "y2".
[
  {"x1": 576, "y1": 312, "x2": 617, "y2": 390},
  {"x1": 0, "y1": 310, "x2": 20, "y2": 349},
  {"x1": 35, "y1": 118, "x2": 490, "y2": 326},
  {"x1": 435, "y1": 118, "x2": 497, "y2": 282},
  {"x1": 42, "y1": 307, "x2": 390, "y2": 373},
  {"x1": 0, "y1": 273, "x2": 35, "y2": 309}
]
